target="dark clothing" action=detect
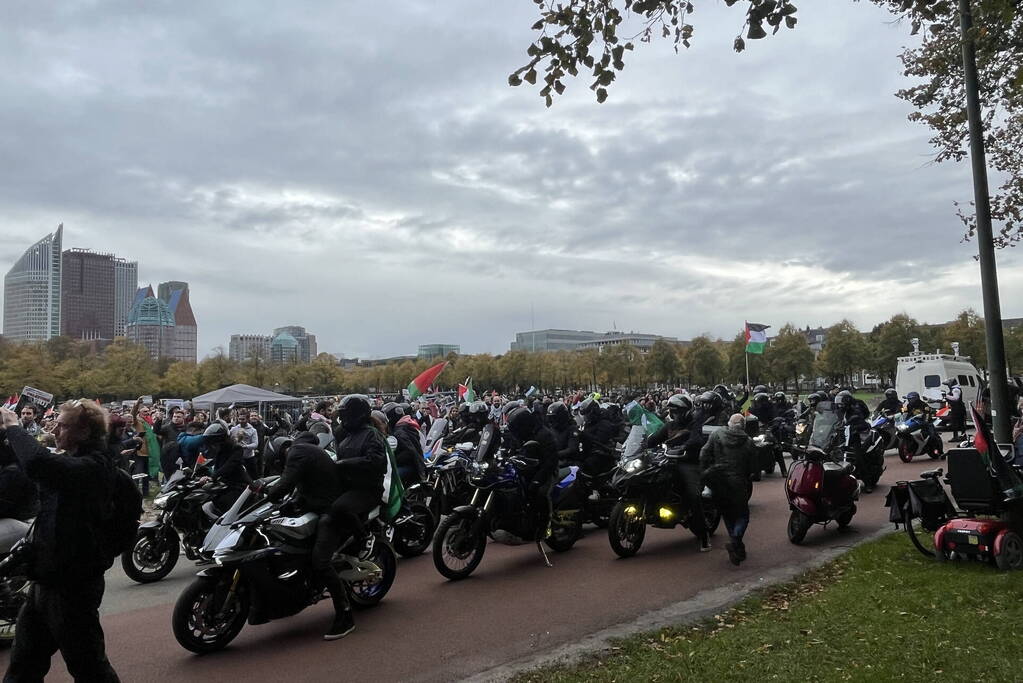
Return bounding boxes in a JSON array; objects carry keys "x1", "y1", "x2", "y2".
[
  {"x1": 0, "y1": 464, "x2": 39, "y2": 522},
  {"x1": 210, "y1": 443, "x2": 251, "y2": 488},
  {"x1": 5, "y1": 428, "x2": 113, "y2": 585},
  {"x1": 333, "y1": 425, "x2": 387, "y2": 495},
  {"x1": 4, "y1": 579, "x2": 119, "y2": 683},
  {"x1": 158, "y1": 423, "x2": 185, "y2": 478},
  {"x1": 447, "y1": 425, "x2": 481, "y2": 446},
  {"x1": 392, "y1": 423, "x2": 424, "y2": 485},
  {"x1": 749, "y1": 401, "x2": 774, "y2": 424},
  {"x1": 578, "y1": 416, "x2": 616, "y2": 475},
  {"x1": 875, "y1": 397, "x2": 903, "y2": 415},
  {"x1": 522, "y1": 427, "x2": 560, "y2": 487},
  {"x1": 699, "y1": 425, "x2": 755, "y2": 508},
  {"x1": 551, "y1": 424, "x2": 580, "y2": 465},
  {"x1": 267, "y1": 440, "x2": 342, "y2": 514}
]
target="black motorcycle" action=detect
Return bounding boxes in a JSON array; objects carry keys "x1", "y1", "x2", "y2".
[
  {"x1": 392, "y1": 481, "x2": 437, "y2": 558},
  {"x1": 607, "y1": 446, "x2": 721, "y2": 558},
  {"x1": 0, "y1": 531, "x2": 31, "y2": 643},
  {"x1": 172, "y1": 484, "x2": 397, "y2": 654},
  {"x1": 122, "y1": 466, "x2": 229, "y2": 584}
]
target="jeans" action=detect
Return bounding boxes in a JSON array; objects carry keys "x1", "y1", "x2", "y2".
[
  {"x1": 131, "y1": 455, "x2": 149, "y2": 496},
  {"x1": 4, "y1": 579, "x2": 119, "y2": 682},
  {"x1": 721, "y1": 501, "x2": 750, "y2": 542}
]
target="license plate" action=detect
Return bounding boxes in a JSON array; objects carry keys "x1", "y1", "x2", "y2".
[{"x1": 968, "y1": 535, "x2": 979, "y2": 545}]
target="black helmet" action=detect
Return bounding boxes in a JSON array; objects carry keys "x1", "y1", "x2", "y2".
[
  {"x1": 713, "y1": 384, "x2": 733, "y2": 401},
  {"x1": 807, "y1": 391, "x2": 825, "y2": 406},
  {"x1": 753, "y1": 384, "x2": 768, "y2": 395},
  {"x1": 381, "y1": 402, "x2": 406, "y2": 430},
  {"x1": 579, "y1": 396, "x2": 602, "y2": 423},
  {"x1": 202, "y1": 422, "x2": 229, "y2": 445},
  {"x1": 884, "y1": 388, "x2": 898, "y2": 400},
  {"x1": 337, "y1": 394, "x2": 371, "y2": 429},
  {"x1": 834, "y1": 390, "x2": 853, "y2": 408},
  {"x1": 506, "y1": 406, "x2": 539, "y2": 441},
  {"x1": 457, "y1": 403, "x2": 471, "y2": 419},
  {"x1": 753, "y1": 392, "x2": 770, "y2": 405},
  {"x1": 468, "y1": 400, "x2": 489, "y2": 426},
  {"x1": 547, "y1": 401, "x2": 570, "y2": 427},
  {"x1": 698, "y1": 391, "x2": 723, "y2": 413},
  {"x1": 905, "y1": 391, "x2": 921, "y2": 402},
  {"x1": 773, "y1": 391, "x2": 786, "y2": 401},
  {"x1": 667, "y1": 394, "x2": 693, "y2": 422}
]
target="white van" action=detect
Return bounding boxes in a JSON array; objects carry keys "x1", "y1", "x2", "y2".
[{"x1": 895, "y1": 353, "x2": 983, "y2": 405}]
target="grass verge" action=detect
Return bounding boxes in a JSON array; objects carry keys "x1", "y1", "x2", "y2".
[{"x1": 517, "y1": 532, "x2": 1023, "y2": 682}]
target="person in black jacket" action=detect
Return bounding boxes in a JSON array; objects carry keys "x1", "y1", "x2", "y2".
[
  {"x1": 321, "y1": 394, "x2": 387, "y2": 640},
  {"x1": 262, "y1": 431, "x2": 346, "y2": 640},
  {"x1": 577, "y1": 397, "x2": 616, "y2": 477},
  {"x1": 506, "y1": 406, "x2": 559, "y2": 540},
  {"x1": 0, "y1": 437, "x2": 38, "y2": 523},
  {"x1": 700, "y1": 414, "x2": 755, "y2": 565},
  {"x1": 0, "y1": 400, "x2": 120, "y2": 682},
  {"x1": 547, "y1": 402, "x2": 580, "y2": 466},
  {"x1": 200, "y1": 423, "x2": 252, "y2": 513}
]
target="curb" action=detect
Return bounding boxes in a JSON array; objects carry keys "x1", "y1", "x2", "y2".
[{"x1": 462, "y1": 525, "x2": 896, "y2": 682}]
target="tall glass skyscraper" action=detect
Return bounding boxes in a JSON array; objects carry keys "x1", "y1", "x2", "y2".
[
  {"x1": 113, "y1": 258, "x2": 138, "y2": 338},
  {"x1": 3, "y1": 224, "x2": 63, "y2": 341}
]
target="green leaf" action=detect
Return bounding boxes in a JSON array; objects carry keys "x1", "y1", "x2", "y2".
[
  {"x1": 596, "y1": 87, "x2": 608, "y2": 103},
  {"x1": 524, "y1": 68, "x2": 537, "y2": 85}
]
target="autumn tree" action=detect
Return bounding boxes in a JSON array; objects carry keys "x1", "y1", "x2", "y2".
[{"x1": 815, "y1": 320, "x2": 869, "y2": 386}]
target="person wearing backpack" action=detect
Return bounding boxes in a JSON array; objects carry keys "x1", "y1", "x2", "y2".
[{"x1": 0, "y1": 400, "x2": 126, "y2": 682}]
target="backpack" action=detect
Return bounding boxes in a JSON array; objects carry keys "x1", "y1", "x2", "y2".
[{"x1": 100, "y1": 467, "x2": 143, "y2": 562}]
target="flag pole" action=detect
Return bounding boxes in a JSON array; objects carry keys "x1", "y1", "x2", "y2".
[
  {"x1": 745, "y1": 349, "x2": 750, "y2": 390},
  {"x1": 744, "y1": 321, "x2": 750, "y2": 389}
]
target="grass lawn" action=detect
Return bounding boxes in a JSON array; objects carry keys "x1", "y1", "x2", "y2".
[{"x1": 517, "y1": 533, "x2": 1023, "y2": 682}]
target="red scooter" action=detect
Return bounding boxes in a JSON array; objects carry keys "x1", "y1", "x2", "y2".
[{"x1": 785, "y1": 403, "x2": 860, "y2": 544}]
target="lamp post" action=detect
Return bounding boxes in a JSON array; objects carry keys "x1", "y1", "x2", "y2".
[{"x1": 958, "y1": 0, "x2": 1011, "y2": 442}]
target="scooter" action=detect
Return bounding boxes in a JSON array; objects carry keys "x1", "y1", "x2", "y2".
[
  {"x1": 895, "y1": 413, "x2": 944, "y2": 463},
  {"x1": 785, "y1": 402, "x2": 859, "y2": 544}
]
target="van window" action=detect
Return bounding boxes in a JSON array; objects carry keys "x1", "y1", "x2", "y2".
[
  {"x1": 968, "y1": 376, "x2": 976, "y2": 387},
  {"x1": 924, "y1": 375, "x2": 941, "y2": 388},
  {"x1": 958, "y1": 375, "x2": 969, "y2": 386}
]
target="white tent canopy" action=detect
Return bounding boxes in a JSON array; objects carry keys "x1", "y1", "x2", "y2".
[{"x1": 191, "y1": 383, "x2": 301, "y2": 409}]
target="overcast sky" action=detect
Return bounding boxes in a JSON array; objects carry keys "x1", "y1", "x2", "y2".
[{"x1": 1, "y1": 1, "x2": 1017, "y2": 360}]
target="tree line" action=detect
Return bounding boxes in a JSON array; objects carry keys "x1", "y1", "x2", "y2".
[{"x1": 1, "y1": 309, "x2": 1020, "y2": 401}]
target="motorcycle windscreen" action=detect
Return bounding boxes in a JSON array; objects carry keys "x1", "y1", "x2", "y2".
[
  {"x1": 620, "y1": 425, "x2": 646, "y2": 460},
  {"x1": 425, "y1": 418, "x2": 447, "y2": 449},
  {"x1": 809, "y1": 410, "x2": 841, "y2": 450},
  {"x1": 161, "y1": 469, "x2": 188, "y2": 492},
  {"x1": 474, "y1": 424, "x2": 497, "y2": 462}
]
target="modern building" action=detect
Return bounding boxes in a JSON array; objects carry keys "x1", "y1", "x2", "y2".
[
  {"x1": 575, "y1": 332, "x2": 680, "y2": 353},
  {"x1": 230, "y1": 334, "x2": 272, "y2": 363},
  {"x1": 113, "y1": 258, "x2": 138, "y2": 338},
  {"x1": 509, "y1": 329, "x2": 604, "y2": 352},
  {"x1": 803, "y1": 327, "x2": 827, "y2": 357},
  {"x1": 418, "y1": 344, "x2": 459, "y2": 360},
  {"x1": 159, "y1": 281, "x2": 197, "y2": 363},
  {"x1": 60, "y1": 248, "x2": 115, "y2": 340},
  {"x1": 126, "y1": 286, "x2": 175, "y2": 359},
  {"x1": 3, "y1": 224, "x2": 63, "y2": 342},
  {"x1": 273, "y1": 326, "x2": 317, "y2": 363},
  {"x1": 271, "y1": 331, "x2": 300, "y2": 364}
]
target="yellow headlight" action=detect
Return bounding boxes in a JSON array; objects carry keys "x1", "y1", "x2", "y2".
[{"x1": 658, "y1": 507, "x2": 674, "y2": 521}]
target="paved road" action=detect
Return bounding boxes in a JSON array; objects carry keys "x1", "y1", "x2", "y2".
[{"x1": 0, "y1": 450, "x2": 942, "y2": 682}]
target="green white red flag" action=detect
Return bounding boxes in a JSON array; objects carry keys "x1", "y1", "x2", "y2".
[
  {"x1": 458, "y1": 377, "x2": 476, "y2": 403},
  {"x1": 408, "y1": 361, "x2": 448, "y2": 399},
  {"x1": 745, "y1": 322, "x2": 769, "y2": 355}
]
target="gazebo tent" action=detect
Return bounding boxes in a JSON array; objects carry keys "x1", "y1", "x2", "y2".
[{"x1": 191, "y1": 383, "x2": 301, "y2": 413}]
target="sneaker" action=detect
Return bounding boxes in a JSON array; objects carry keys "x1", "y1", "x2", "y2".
[
  {"x1": 324, "y1": 610, "x2": 355, "y2": 641},
  {"x1": 699, "y1": 537, "x2": 712, "y2": 553},
  {"x1": 725, "y1": 543, "x2": 740, "y2": 565}
]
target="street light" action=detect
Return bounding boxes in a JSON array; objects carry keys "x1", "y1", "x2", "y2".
[{"x1": 958, "y1": 0, "x2": 1011, "y2": 442}]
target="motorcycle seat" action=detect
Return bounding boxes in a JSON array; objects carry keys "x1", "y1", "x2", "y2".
[
  {"x1": 0, "y1": 518, "x2": 30, "y2": 555},
  {"x1": 822, "y1": 461, "x2": 854, "y2": 481}
]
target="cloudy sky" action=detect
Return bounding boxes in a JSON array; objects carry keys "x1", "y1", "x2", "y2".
[{"x1": 1, "y1": 1, "x2": 1017, "y2": 359}]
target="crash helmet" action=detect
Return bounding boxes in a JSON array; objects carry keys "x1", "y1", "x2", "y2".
[
  {"x1": 381, "y1": 402, "x2": 406, "y2": 430},
  {"x1": 547, "y1": 401, "x2": 571, "y2": 428},
  {"x1": 905, "y1": 391, "x2": 921, "y2": 402},
  {"x1": 753, "y1": 384, "x2": 768, "y2": 395},
  {"x1": 773, "y1": 391, "x2": 787, "y2": 403},
  {"x1": 457, "y1": 403, "x2": 471, "y2": 420},
  {"x1": 667, "y1": 393, "x2": 693, "y2": 422},
  {"x1": 337, "y1": 394, "x2": 372, "y2": 429},
  {"x1": 468, "y1": 400, "x2": 490, "y2": 426},
  {"x1": 698, "y1": 390, "x2": 723, "y2": 414},
  {"x1": 202, "y1": 422, "x2": 229, "y2": 449},
  {"x1": 578, "y1": 396, "x2": 602, "y2": 421},
  {"x1": 884, "y1": 388, "x2": 898, "y2": 400},
  {"x1": 506, "y1": 406, "x2": 539, "y2": 441},
  {"x1": 834, "y1": 390, "x2": 853, "y2": 408},
  {"x1": 753, "y1": 392, "x2": 771, "y2": 406},
  {"x1": 713, "y1": 384, "x2": 733, "y2": 402},
  {"x1": 807, "y1": 391, "x2": 826, "y2": 407}
]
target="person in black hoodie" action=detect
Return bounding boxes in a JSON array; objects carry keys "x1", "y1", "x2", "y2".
[
  {"x1": 0, "y1": 400, "x2": 120, "y2": 682},
  {"x1": 506, "y1": 406, "x2": 559, "y2": 539},
  {"x1": 382, "y1": 404, "x2": 424, "y2": 487},
  {"x1": 546, "y1": 402, "x2": 580, "y2": 466},
  {"x1": 576, "y1": 397, "x2": 616, "y2": 477},
  {"x1": 200, "y1": 423, "x2": 252, "y2": 513},
  {"x1": 321, "y1": 394, "x2": 387, "y2": 641}
]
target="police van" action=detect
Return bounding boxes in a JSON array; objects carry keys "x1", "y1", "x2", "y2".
[{"x1": 895, "y1": 349, "x2": 982, "y2": 405}]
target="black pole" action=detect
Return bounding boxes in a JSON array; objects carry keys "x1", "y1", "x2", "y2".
[{"x1": 958, "y1": 0, "x2": 1011, "y2": 442}]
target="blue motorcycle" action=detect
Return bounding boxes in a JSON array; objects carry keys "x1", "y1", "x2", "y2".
[{"x1": 432, "y1": 450, "x2": 584, "y2": 580}]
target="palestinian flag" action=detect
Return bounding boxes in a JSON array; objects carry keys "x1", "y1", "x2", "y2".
[
  {"x1": 745, "y1": 322, "x2": 769, "y2": 354},
  {"x1": 407, "y1": 361, "x2": 448, "y2": 400},
  {"x1": 970, "y1": 400, "x2": 1023, "y2": 500},
  {"x1": 374, "y1": 427, "x2": 405, "y2": 522},
  {"x1": 624, "y1": 400, "x2": 665, "y2": 437},
  {"x1": 458, "y1": 377, "x2": 476, "y2": 403},
  {"x1": 2, "y1": 395, "x2": 18, "y2": 410}
]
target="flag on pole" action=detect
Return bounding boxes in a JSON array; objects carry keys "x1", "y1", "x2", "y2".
[
  {"x1": 407, "y1": 361, "x2": 448, "y2": 400},
  {"x1": 624, "y1": 400, "x2": 665, "y2": 437},
  {"x1": 458, "y1": 377, "x2": 476, "y2": 403},
  {"x1": 744, "y1": 322, "x2": 769, "y2": 354}
]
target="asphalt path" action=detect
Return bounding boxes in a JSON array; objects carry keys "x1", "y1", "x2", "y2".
[{"x1": 0, "y1": 448, "x2": 947, "y2": 682}]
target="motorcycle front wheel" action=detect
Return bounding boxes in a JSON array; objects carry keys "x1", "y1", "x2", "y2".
[
  {"x1": 608, "y1": 501, "x2": 646, "y2": 558},
  {"x1": 433, "y1": 512, "x2": 487, "y2": 580},
  {"x1": 172, "y1": 576, "x2": 249, "y2": 654},
  {"x1": 897, "y1": 440, "x2": 916, "y2": 463},
  {"x1": 393, "y1": 503, "x2": 437, "y2": 558},
  {"x1": 349, "y1": 538, "x2": 397, "y2": 608},
  {"x1": 122, "y1": 528, "x2": 180, "y2": 584},
  {"x1": 545, "y1": 510, "x2": 582, "y2": 552}
]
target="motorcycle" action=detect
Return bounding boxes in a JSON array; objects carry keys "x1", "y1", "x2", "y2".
[
  {"x1": 122, "y1": 466, "x2": 229, "y2": 584},
  {"x1": 785, "y1": 402, "x2": 859, "y2": 543},
  {"x1": 172, "y1": 483, "x2": 397, "y2": 654},
  {"x1": 0, "y1": 526, "x2": 31, "y2": 642},
  {"x1": 746, "y1": 415, "x2": 786, "y2": 478},
  {"x1": 895, "y1": 412, "x2": 944, "y2": 463},
  {"x1": 606, "y1": 445, "x2": 721, "y2": 558},
  {"x1": 432, "y1": 449, "x2": 584, "y2": 580}
]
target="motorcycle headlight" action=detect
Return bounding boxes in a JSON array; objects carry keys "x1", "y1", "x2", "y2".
[
  {"x1": 897, "y1": 425, "x2": 909, "y2": 433},
  {"x1": 753, "y1": 435, "x2": 766, "y2": 445},
  {"x1": 624, "y1": 458, "x2": 644, "y2": 473},
  {"x1": 795, "y1": 424, "x2": 806, "y2": 435},
  {"x1": 153, "y1": 492, "x2": 176, "y2": 510}
]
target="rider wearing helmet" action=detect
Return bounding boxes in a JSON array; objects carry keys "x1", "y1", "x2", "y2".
[
  {"x1": 749, "y1": 392, "x2": 774, "y2": 423},
  {"x1": 381, "y1": 402, "x2": 422, "y2": 486},
  {"x1": 647, "y1": 394, "x2": 695, "y2": 449},
  {"x1": 547, "y1": 401, "x2": 580, "y2": 466},
  {"x1": 577, "y1": 397, "x2": 616, "y2": 477},
  {"x1": 506, "y1": 405, "x2": 560, "y2": 539},
  {"x1": 835, "y1": 390, "x2": 871, "y2": 461},
  {"x1": 202, "y1": 422, "x2": 252, "y2": 512},
  {"x1": 876, "y1": 388, "x2": 903, "y2": 415},
  {"x1": 904, "y1": 391, "x2": 939, "y2": 444},
  {"x1": 771, "y1": 391, "x2": 791, "y2": 414}
]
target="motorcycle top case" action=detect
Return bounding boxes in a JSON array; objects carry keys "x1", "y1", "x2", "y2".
[{"x1": 937, "y1": 518, "x2": 1008, "y2": 557}]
